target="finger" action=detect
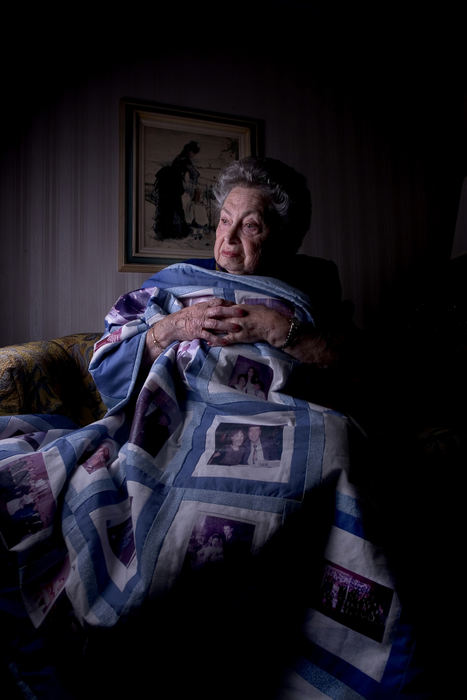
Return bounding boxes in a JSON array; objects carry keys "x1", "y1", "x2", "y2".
[
  {"x1": 205, "y1": 327, "x2": 246, "y2": 346},
  {"x1": 203, "y1": 317, "x2": 242, "y2": 333},
  {"x1": 206, "y1": 305, "x2": 247, "y2": 319},
  {"x1": 205, "y1": 334, "x2": 230, "y2": 346},
  {"x1": 205, "y1": 297, "x2": 234, "y2": 307},
  {"x1": 200, "y1": 329, "x2": 229, "y2": 345}
]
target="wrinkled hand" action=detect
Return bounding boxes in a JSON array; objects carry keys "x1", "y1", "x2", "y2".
[
  {"x1": 209, "y1": 304, "x2": 291, "y2": 348},
  {"x1": 211, "y1": 304, "x2": 335, "y2": 366},
  {"x1": 146, "y1": 298, "x2": 247, "y2": 360}
]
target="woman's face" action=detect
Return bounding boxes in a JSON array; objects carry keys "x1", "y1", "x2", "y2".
[
  {"x1": 231, "y1": 430, "x2": 245, "y2": 447},
  {"x1": 214, "y1": 187, "x2": 271, "y2": 274}
]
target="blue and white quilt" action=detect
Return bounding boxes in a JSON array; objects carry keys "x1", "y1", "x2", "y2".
[{"x1": 0, "y1": 264, "x2": 423, "y2": 698}]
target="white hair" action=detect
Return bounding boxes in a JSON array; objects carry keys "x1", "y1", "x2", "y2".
[{"x1": 212, "y1": 156, "x2": 311, "y2": 251}]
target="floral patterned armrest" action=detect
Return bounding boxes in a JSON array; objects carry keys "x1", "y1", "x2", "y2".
[{"x1": 0, "y1": 333, "x2": 106, "y2": 426}]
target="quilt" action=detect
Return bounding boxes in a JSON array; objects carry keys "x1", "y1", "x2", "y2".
[{"x1": 0, "y1": 264, "x2": 424, "y2": 698}]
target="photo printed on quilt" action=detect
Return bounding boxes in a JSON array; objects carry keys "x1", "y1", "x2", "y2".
[
  {"x1": 228, "y1": 355, "x2": 274, "y2": 400},
  {"x1": 183, "y1": 513, "x2": 256, "y2": 571},
  {"x1": 317, "y1": 560, "x2": 394, "y2": 642},
  {"x1": 190, "y1": 411, "x2": 297, "y2": 486}
]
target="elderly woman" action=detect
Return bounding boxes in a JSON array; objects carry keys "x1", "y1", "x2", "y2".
[
  {"x1": 0, "y1": 157, "x2": 421, "y2": 700},
  {"x1": 143, "y1": 156, "x2": 348, "y2": 372}
]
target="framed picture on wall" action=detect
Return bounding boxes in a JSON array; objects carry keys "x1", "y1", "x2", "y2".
[{"x1": 118, "y1": 98, "x2": 264, "y2": 272}]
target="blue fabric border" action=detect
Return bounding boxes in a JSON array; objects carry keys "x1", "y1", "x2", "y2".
[{"x1": 172, "y1": 403, "x2": 320, "y2": 501}]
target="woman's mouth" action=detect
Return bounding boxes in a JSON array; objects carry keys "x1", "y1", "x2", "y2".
[{"x1": 221, "y1": 248, "x2": 241, "y2": 258}]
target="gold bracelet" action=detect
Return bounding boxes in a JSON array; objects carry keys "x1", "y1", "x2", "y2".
[
  {"x1": 280, "y1": 317, "x2": 302, "y2": 349},
  {"x1": 151, "y1": 325, "x2": 163, "y2": 351}
]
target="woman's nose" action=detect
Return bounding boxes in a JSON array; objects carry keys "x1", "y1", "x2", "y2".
[{"x1": 224, "y1": 222, "x2": 240, "y2": 242}]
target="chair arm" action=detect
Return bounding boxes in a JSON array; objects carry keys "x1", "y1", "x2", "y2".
[{"x1": 0, "y1": 333, "x2": 106, "y2": 426}]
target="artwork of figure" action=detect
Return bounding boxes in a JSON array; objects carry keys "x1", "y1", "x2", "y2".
[{"x1": 150, "y1": 141, "x2": 202, "y2": 240}]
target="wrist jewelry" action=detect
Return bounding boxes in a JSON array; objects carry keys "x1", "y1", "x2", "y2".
[
  {"x1": 151, "y1": 325, "x2": 163, "y2": 351},
  {"x1": 280, "y1": 317, "x2": 302, "y2": 349}
]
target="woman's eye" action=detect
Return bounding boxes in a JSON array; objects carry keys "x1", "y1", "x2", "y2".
[{"x1": 243, "y1": 222, "x2": 259, "y2": 234}]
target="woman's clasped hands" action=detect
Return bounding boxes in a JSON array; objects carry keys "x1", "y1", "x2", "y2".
[{"x1": 145, "y1": 297, "x2": 291, "y2": 361}]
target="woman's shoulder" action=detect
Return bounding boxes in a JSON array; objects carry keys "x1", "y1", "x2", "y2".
[
  {"x1": 294, "y1": 253, "x2": 339, "y2": 275},
  {"x1": 283, "y1": 254, "x2": 342, "y2": 300}
]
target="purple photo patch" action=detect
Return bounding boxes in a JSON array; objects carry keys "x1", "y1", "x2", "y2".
[{"x1": 317, "y1": 560, "x2": 394, "y2": 642}]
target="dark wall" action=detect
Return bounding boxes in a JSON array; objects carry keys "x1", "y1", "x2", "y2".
[{"x1": 1, "y1": 5, "x2": 465, "y2": 344}]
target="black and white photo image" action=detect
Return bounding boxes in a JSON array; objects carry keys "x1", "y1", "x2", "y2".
[
  {"x1": 228, "y1": 355, "x2": 273, "y2": 400},
  {"x1": 183, "y1": 513, "x2": 256, "y2": 571}
]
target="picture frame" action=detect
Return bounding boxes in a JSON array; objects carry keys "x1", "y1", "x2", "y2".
[{"x1": 118, "y1": 98, "x2": 264, "y2": 272}]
